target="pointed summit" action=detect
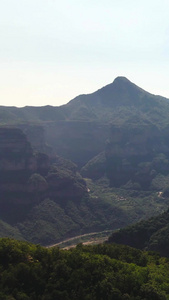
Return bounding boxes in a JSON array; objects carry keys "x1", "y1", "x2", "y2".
[
  {"x1": 111, "y1": 76, "x2": 145, "y2": 93},
  {"x1": 93, "y1": 76, "x2": 147, "y2": 104},
  {"x1": 94, "y1": 76, "x2": 147, "y2": 98},
  {"x1": 0, "y1": 76, "x2": 169, "y2": 126},
  {"x1": 113, "y1": 76, "x2": 131, "y2": 83},
  {"x1": 65, "y1": 76, "x2": 164, "y2": 123}
]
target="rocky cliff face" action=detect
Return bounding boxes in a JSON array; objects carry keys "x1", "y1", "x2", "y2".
[
  {"x1": 0, "y1": 127, "x2": 33, "y2": 168},
  {"x1": 44, "y1": 121, "x2": 109, "y2": 167},
  {"x1": 0, "y1": 127, "x2": 87, "y2": 209},
  {"x1": 17, "y1": 124, "x2": 54, "y2": 156},
  {"x1": 106, "y1": 125, "x2": 163, "y2": 158},
  {"x1": 81, "y1": 124, "x2": 169, "y2": 189},
  {"x1": 105, "y1": 124, "x2": 169, "y2": 188},
  {"x1": 18, "y1": 125, "x2": 46, "y2": 152},
  {"x1": 0, "y1": 128, "x2": 48, "y2": 206},
  {"x1": 0, "y1": 128, "x2": 37, "y2": 182}
]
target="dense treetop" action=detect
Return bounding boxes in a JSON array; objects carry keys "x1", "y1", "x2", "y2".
[{"x1": 1, "y1": 238, "x2": 169, "y2": 299}]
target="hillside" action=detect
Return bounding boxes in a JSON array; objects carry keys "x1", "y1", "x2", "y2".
[
  {"x1": 108, "y1": 207, "x2": 169, "y2": 258},
  {"x1": 1, "y1": 238, "x2": 169, "y2": 299}
]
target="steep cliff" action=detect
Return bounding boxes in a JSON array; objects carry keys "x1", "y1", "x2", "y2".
[
  {"x1": 0, "y1": 127, "x2": 36, "y2": 186},
  {"x1": 0, "y1": 127, "x2": 87, "y2": 215},
  {"x1": 105, "y1": 124, "x2": 169, "y2": 188},
  {"x1": 81, "y1": 124, "x2": 169, "y2": 189}
]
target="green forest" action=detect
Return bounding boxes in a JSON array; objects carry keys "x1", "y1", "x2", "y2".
[
  {"x1": 0, "y1": 238, "x2": 169, "y2": 300},
  {"x1": 108, "y1": 208, "x2": 169, "y2": 257}
]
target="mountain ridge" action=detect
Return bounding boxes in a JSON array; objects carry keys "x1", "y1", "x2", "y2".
[
  {"x1": 1, "y1": 76, "x2": 169, "y2": 123},
  {"x1": 2, "y1": 76, "x2": 169, "y2": 168},
  {"x1": 66, "y1": 76, "x2": 155, "y2": 107}
]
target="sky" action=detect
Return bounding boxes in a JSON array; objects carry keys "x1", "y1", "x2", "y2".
[{"x1": 0, "y1": 0, "x2": 169, "y2": 107}]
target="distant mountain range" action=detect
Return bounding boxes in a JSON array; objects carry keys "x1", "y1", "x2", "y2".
[
  {"x1": 1, "y1": 77, "x2": 169, "y2": 246},
  {"x1": 1, "y1": 76, "x2": 169, "y2": 125},
  {"x1": 2, "y1": 76, "x2": 169, "y2": 168}
]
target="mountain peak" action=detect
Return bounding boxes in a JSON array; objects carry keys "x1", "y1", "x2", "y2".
[
  {"x1": 113, "y1": 76, "x2": 130, "y2": 83},
  {"x1": 68, "y1": 76, "x2": 150, "y2": 111},
  {"x1": 95, "y1": 76, "x2": 144, "y2": 98},
  {"x1": 112, "y1": 76, "x2": 138, "y2": 88},
  {"x1": 111, "y1": 76, "x2": 147, "y2": 95}
]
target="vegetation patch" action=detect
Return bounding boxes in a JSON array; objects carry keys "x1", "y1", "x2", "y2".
[{"x1": 0, "y1": 238, "x2": 169, "y2": 299}]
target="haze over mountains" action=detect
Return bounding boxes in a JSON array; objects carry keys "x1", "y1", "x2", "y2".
[
  {"x1": 3, "y1": 76, "x2": 169, "y2": 167},
  {"x1": 1, "y1": 77, "x2": 169, "y2": 249}
]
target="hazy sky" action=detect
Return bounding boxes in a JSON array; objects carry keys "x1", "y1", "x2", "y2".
[{"x1": 1, "y1": 0, "x2": 169, "y2": 107}]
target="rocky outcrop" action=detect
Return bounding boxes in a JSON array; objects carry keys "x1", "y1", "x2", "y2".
[
  {"x1": 0, "y1": 128, "x2": 37, "y2": 187},
  {"x1": 18, "y1": 124, "x2": 54, "y2": 155},
  {"x1": 0, "y1": 127, "x2": 34, "y2": 169},
  {"x1": 0, "y1": 128, "x2": 47, "y2": 207}
]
